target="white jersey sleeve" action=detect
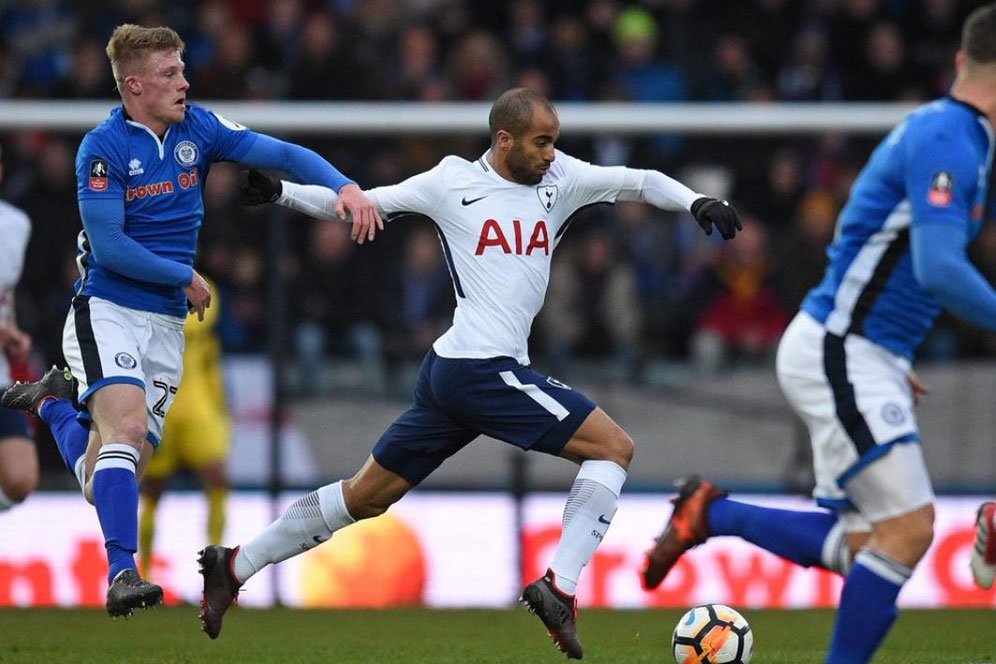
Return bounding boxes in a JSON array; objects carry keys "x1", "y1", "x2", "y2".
[
  {"x1": 0, "y1": 199, "x2": 30, "y2": 386},
  {"x1": 0, "y1": 200, "x2": 31, "y2": 294},
  {"x1": 554, "y1": 152, "x2": 629, "y2": 208},
  {"x1": 366, "y1": 161, "x2": 448, "y2": 220},
  {"x1": 553, "y1": 151, "x2": 701, "y2": 214},
  {"x1": 276, "y1": 160, "x2": 448, "y2": 222}
]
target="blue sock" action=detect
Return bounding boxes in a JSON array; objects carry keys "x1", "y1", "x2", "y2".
[
  {"x1": 38, "y1": 399, "x2": 89, "y2": 477},
  {"x1": 92, "y1": 444, "x2": 141, "y2": 583},
  {"x1": 708, "y1": 497, "x2": 838, "y2": 568},
  {"x1": 826, "y1": 548, "x2": 909, "y2": 664}
]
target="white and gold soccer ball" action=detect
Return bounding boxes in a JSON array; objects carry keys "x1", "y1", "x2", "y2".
[{"x1": 671, "y1": 604, "x2": 754, "y2": 664}]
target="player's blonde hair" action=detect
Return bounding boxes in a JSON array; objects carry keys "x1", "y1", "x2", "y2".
[
  {"x1": 962, "y1": 3, "x2": 996, "y2": 65},
  {"x1": 106, "y1": 24, "x2": 186, "y2": 92}
]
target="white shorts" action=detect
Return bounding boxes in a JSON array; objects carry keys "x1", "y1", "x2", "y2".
[
  {"x1": 775, "y1": 311, "x2": 934, "y2": 523},
  {"x1": 62, "y1": 296, "x2": 185, "y2": 446}
]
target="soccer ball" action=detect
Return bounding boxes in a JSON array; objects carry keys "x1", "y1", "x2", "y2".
[{"x1": 671, "y1": 604, "x2": 753, "y2": 664}]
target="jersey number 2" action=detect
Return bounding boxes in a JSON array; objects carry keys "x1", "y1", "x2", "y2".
[{"x1": 152, "y1": 380, "x2": 178, "y2": 418}]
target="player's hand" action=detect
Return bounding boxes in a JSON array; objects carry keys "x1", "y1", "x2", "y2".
[
  {"x1": 184, "y1": 270, "x2": 212, "y2": 322},
  {"x1": 908, "y1": 370, "x2": 929, "y2": 406},
  {"x1": 691, "y1": 197, "x2": 742, "y2": 240},
  {"x1": 337, "y1": 183, "x2": 383, "y2": 245},
  {"x1": 238, "y1": 169, "x2": 282, "y2": 206},
  {"x1": 0, "y1": 324, "x2": 31, "y2": 361}
]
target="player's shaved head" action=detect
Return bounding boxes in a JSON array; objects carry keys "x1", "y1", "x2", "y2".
[
  {"x1": 106, "y1": 24, "x2": 186, "y2": 92},
  {"x1": 963, "y1": 3, "x2": 996, "y2": 64},
  {"x1": 489, "y1": 88, "x2": 557, "y2": 146}
]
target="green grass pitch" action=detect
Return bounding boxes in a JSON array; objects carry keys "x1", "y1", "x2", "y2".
[{"x1": 0, "y1": 607, "x2": 992, "y2": 663}]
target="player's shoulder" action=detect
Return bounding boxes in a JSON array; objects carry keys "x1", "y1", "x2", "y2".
[
  {"x1": 179, "y1": 103, "x2": 217, "y2": 133},
  {"x1": 547, "y1": 149, "x2": 591, "y2": 181},
  {"x1": 183, "y1": 102, "x2": 249, "y2": 133},
  {"x1": 437, "y1": 154, "x2": 476, "y2": 172},
  {"x1": 905, "y1": 97, "x2": 983, "y2": 140},
  {"x1": 423, "y1": 154, "x2": 485, "y2": 184},
  {"x1": 0, "y1": 198, "x2": 31, "y2": 233},
  {"x1": 79, "y1": 107, "x2": 127, "y2": 157}
]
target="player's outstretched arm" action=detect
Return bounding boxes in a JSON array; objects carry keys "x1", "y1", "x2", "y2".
[
  {"x1": 239, "y1": 135, "x2": 382, "y2": 244},
  {"x1": 239, "y1": 169, "x2": 386, "y2": 243},
  {"x1": 616, "y1": 168, "x2": 742, "y2": 240}
]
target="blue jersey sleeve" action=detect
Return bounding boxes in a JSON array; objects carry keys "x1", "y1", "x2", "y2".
[
  {"x1": 239, "y1": 133, "x2": 355, "y2": 192},
  {"x1": 193, "y1": 105, "x2": 355, "y2": 192},
  {"x1": 904, "y1": 120, "x2": 980, "y2": 231},
  {"x1": 78, "y1": 198, "x2": 193, "y2": 288},
  {"x1": 911, "y1": 223, "x2": 996, "y2": 331},
  {"x1": 76, "y1": 131, "x2": 126, "y2": 201}
]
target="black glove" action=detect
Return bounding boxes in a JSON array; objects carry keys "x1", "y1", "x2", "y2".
[
  {"x1": 690, "y1": 196, "x2": 742, "y2": 240},
  {"x1": 238, "y1": 168, "x2": 282, "y2": 206}
]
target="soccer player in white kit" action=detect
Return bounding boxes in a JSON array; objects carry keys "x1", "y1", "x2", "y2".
[
  {"x1": 0, "y1": 150, "x2": 38, "y2": 514},
  {"x1": 198, "y1": 87, "x2": 741, "y2": 658}
]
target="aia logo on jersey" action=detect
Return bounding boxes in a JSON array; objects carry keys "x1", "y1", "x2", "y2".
[
  {"x1": 927, "y1": 171, "x2": 953, "y2": 207},
  {"x1": 475, "y1": 219, "x2": 550, "y2": 256},
  {"x1": 88, "y1": 159, "x2": 109, "y2": 191}
]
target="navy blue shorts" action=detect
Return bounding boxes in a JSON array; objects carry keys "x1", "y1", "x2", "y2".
[
  {"x1": 373, "y1": 350, "x2": 596, "y2": 486},
  {"x1": 0, "y1": 404, "x2": 30, "y2": 440}
]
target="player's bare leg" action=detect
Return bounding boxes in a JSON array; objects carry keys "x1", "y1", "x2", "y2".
[
  {"x1": 826, "y1": 503, "x2": 934, "y2": 664},
  {"x1": 522, "y1": 408, "x2": 632, "y2": 660},
  {"x1": 201, "y1": 455, "x2": 412, "y2": 638},
  {"x1": 89, "y1": 384, "x2": 162, "y2": 617},
  {"x1": 0, "y1": 436, "x2": 38, "y2": 511}
]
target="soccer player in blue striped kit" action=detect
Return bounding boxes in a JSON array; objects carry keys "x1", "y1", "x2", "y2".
[
  {"x1": 642, "y1": 5, "x2": 996, "y2": 664},
  {"x1": 197, "y1": 87, "x2": 742, "y2": 658},
  {"x1": 0, "y1": 24, "x2": 378, "y2": 618}
]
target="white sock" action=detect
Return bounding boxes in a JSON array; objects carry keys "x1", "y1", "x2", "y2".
[
  {"x1": 821, "y1": 520, "x2": 854, "y2": 575},
  {"x1": 550, "y1": 460, "x2": 627, "y2": 595},
  {"x1": 0, "y1": 486, "x2": 14, "y2": 512},
  {"x1": 74, "y1": 456, "x2": 88, "y2": 496},
  {"x1": 233, "y1": 481, "x2": 355, "y2": 582}
]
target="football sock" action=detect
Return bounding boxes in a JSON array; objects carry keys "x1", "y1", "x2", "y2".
[
  {"x1": 0, "y1": 486, "x2": 14, "y2": 512},
  {"x1": 92, "y1": 443, "x2": 141, "y2": 584},
  {"x1": 234, "y1": 480, "x2": 354, "y2": 583},
  {"x1": 826, "y1": 547, "x2": 910, "y2": 664},
  {"x1": 708, "y1": 498, "x2": 838, "y2": 569},
  {"x1": 138, "y1": 493, "x2": 159, "y2": 578},
  {"x1": 39, "y1": 399, "x2": 89, "y2": 489},
  {"x1": 206, "y1": 487, "x2": 228, "y2": 545},
  {"x1": 550, "y1": 460, "x2": 627, "y2": 595}
]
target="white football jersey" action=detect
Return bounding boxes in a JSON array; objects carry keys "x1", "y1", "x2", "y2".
[
  {"x1": 277, "y1": 148, "x2": 700, "y2": 364},
  {"x1": 0, "y1": 198, "x2": 31, "y2": 385},
  {"x1": 368, "y1": 151, "x2": 634, "y2": 364}
]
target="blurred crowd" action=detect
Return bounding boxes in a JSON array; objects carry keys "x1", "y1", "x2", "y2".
[{"x1": 2, "y1": 0, "x2": 994, "y2": 395}]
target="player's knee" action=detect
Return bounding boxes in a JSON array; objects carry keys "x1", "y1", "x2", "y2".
[
  {"x1": 904, "y1": 512, "x2": 935, "y2": 562},
  {"x1": 350, "y1": 498, "x2": 393, "y2": 520},
  {"x1": 602, "y1": 429, "x2": 634, "y2": 468},
  {"x1": 110, "y1": 419, "x2": 148, "y2": 447},
  {"x1": 2, "y1": 472, "x2": 38, "y2": 503},
  {"x1": 875, "y1": 505, "x2": 934, "y2": 566}
]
